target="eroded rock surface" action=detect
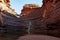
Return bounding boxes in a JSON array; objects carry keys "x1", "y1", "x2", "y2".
[
  {"x1": 20, "y1": 0, "x2": 60, "y2": 37},
  {"x1": 0, "y1": 0, "x2": 27, "y2": 35}
]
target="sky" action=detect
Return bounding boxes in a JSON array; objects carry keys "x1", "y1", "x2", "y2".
[{"x1": 10, "y1": 0, "x2": 43, "y2": 14}]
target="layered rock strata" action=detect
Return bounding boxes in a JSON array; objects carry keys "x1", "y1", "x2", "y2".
[
  {"x1": 0, "y1": 0, "x2": 27, "y2": 35},
  {"x1": 20, "y1": 0, "x2": 60, "y2": 37}
]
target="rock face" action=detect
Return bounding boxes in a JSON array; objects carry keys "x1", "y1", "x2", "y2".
[
  {"x1": 20, "y1": 0, "x2": 60, "y2": 37},
  {"x1": 20, "y1": 4, "x2": 40, "y2": 17},
  {"x1": 0, "y1": 0, "x2": 17, "y2": 16},
  {"x1": 0, "y1": 10, "x2": 27, "y2": 35},
  {"x1": 0, "y1": 0, "x2": 27, "y2": 35}
]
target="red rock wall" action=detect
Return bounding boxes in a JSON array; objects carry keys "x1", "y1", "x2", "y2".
[
  {"x1": 20, "y1": 0, "x2": 60, "y2": 37},
  {"x1": 20, "y1": 4, "x2": 41, "y2": 17},
  {"x1": 21, "y1": 8, "x2": 39, "y2": 16}
]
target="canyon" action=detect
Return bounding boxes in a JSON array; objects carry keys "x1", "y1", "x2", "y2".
[{"x1": 0, "y1": 0, "x2": 60, "y2": 40}]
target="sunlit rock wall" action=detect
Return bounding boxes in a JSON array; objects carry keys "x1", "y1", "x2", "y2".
[
  {"x1": 20, "y1": 4, "x2": 40, "y2": 17},
  {"x1": 0, "y1": 0, "x2": 17, "y2": 16},
  {"x1": 0, "y1": 0, "x2": 27, "y2": 35}
]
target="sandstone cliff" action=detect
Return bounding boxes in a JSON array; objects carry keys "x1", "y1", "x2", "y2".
[
  {"x1": 0, "y1": 0, "x2": 17, "y2": 16},
  {"x1": 0, "y1": 0, "x2": 27, "y2": 35},
  {"x1": 20, "y1": 4, "x2": 40, "y2": 16},
  {"x1": 20, "y1": 0, "x2": 60, "y2": 37}
]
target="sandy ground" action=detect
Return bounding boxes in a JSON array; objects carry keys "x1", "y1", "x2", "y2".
[{"x1": 17, "y1": 35, "x2": 60, "y2": 40}]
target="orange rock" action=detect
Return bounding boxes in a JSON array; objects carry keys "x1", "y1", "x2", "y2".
[{"x1": 20, "y1": 4, "x2": 40, "y2": 17}]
